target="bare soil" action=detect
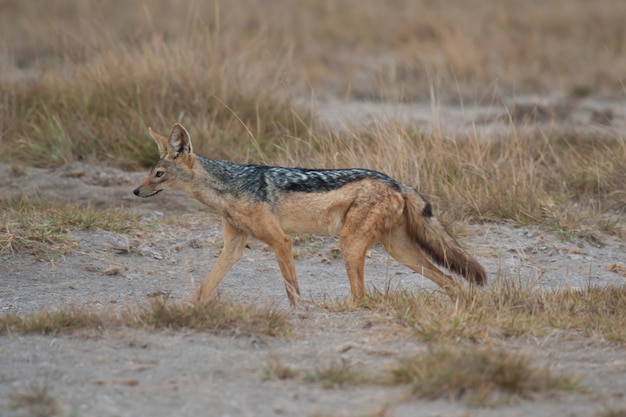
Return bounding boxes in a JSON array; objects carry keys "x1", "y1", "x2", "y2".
[{"x1": 1, "y1": 102, "x2": 626, "y2": 416}]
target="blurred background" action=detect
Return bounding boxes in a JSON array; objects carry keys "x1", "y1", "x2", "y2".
[{"x1": 1, "y1": 0, "x2": 625, "y2": 165}]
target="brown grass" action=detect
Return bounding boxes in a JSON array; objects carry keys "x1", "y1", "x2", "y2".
[
  {"x1": 391, "y1": 344, "x2": 579, "y2": 406},
  {"x1": 2, "y1": 0, "x2": 626, "y2": 166},
  {"x1": 305, "y1": 358, "x2": 370, "y2": 389},
  {"x1": 264, "y1": 332, "x2": 578, "y2": 406},
  {"x1": 8, "y1": 381, "x2": 62, "y2": 417},
  {"x1": 127, "y1": 298, "x2": 290, "y2": 336},
  {"x1": 0, "y1": 298, "x2": 290, "y2": 337},
  {"x1": 321, "y1": 280, "x2": 626, "y2": 344},
  {"x1": 2, "y1": 0, "x2": 625, "y2": 102},
  {"x1": 0, "y1": 1, "x2": 310, "y2": 168},
  {"x1": 263, "y1": 359, "x2": 299, "y2": 382}
]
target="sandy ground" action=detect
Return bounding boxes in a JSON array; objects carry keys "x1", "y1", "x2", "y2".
[{"x1": 1, "y1": 100, "x2": 626, "y2": 416}]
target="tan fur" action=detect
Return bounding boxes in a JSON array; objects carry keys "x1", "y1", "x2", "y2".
[{"x1": 134, "y1": 123, "x2": 487, "y2": 306}]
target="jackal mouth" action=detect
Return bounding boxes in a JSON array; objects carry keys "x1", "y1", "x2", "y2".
[{"x1": 133, "y1": 188, "x2": 163, "y2": 197}]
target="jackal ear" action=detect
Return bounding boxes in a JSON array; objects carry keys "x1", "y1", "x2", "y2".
[
  {"x1": 167, "y1": 123, "x2": 193, "y2": 158},
  {"x1": 148, "y1": 127, "x2": 168, "y2": 158}
]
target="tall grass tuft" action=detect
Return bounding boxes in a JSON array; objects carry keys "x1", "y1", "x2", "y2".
[
  {"x1": 391, "y1": 345, "x2": 578, "y2": 406},
  {"x1": 8, "y1": 381, "x2": 62, "y2": 417}
]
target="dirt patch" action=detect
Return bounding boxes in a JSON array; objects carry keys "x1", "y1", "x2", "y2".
[{"x1": 1, "y1": 148, "x2": 625, "y2": 416}]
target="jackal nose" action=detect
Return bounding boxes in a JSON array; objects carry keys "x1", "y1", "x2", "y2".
[{"x1": 133, "y1": 188, "x2": 140, "y2": 196}]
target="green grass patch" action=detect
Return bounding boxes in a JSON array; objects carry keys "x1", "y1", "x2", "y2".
[{"x1": 0, "y1": 196, "x2": 140, "y2": 259}]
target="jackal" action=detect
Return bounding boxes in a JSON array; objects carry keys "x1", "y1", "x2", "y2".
[{"x1": 134, "y1": 123, "x2": 486, "y2": 306}]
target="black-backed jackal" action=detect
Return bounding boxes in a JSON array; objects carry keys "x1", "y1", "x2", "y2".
[{"x1": 134, "y1": 123, "x2": 486, "y2": 306}]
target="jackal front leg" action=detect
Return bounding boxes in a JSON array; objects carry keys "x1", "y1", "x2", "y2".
[
  {"x1": 247, "y1": 213, "x2": 301, "y2": 307},
  {"x1": 271, "y1": 235, "x2": 300, "y2": 307},
  {"x1": 195, "y1": 219, "x2": 249, "y2": 303}
]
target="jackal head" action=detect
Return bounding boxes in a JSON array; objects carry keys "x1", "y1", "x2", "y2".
[{"x1": 133, "y1": 123, "x2": 195, "y2": 198}]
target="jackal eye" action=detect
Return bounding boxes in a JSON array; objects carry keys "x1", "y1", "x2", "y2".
[{"x1": 155, "y1": 171, "x2": 164, "y2": 178}]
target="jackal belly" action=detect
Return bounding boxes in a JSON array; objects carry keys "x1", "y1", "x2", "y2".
[{"x1": 274, "y1": 190, "x2": 351, "y2": 234}]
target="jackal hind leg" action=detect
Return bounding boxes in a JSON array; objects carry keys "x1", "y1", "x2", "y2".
[
  {"x1": 339, "y1": 204, "x2": 395, "y2": 302},
  {"x1": 248, "y1": 212, "x2": 301, "y2": 307},
  {"x1": 381, "y1": 227, "x2": 458, "y2": 295},
  {"x1": 195, "y1": 219, "x2": 249, "y2": 303}
]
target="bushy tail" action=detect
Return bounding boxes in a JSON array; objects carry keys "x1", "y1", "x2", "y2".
[{"x1": 401, "y1": 185, "x2": 487, "y2": 285}]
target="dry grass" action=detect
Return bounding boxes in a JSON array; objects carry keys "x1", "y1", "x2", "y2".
[
  {"x1": 8, "y1": 381, "x2": 62, "y2": 417},
  {"x1": 0, "y1": 298, "x2": 290, "y2": 337},
  {"x1": 305, "y1": 358, "x2": 370, "y2": 389},
  {"x1": 126, "y1": 298, "x2": 290, "y2": 336},
  {"x1": 391, "y1": 345, "x2": 579, "y2": 406},
  {"x1": 264, "y1": 336, "x2": 578, "y2": 406},
  {"x1": 0, "y1": 196, "x2": 140, "y2": 259},
  {"x1": 321, "y1": 280, "x2": 626, "y2": 344},
  {"x1": 265, "y1": 358, "x2": 375, "y2": 388},
  {"x1": 2, "y1": 0, "x2": 626, "y2": 167},
  {"x1": 2, "y1": 0, "x2": 625, "y2": 103},
  {"x1": 263, "y1": 359, "x2": 299, "y2": 382},
  {"x1": 0, "y1": 0, "x2": 310, "y2": 169}
]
